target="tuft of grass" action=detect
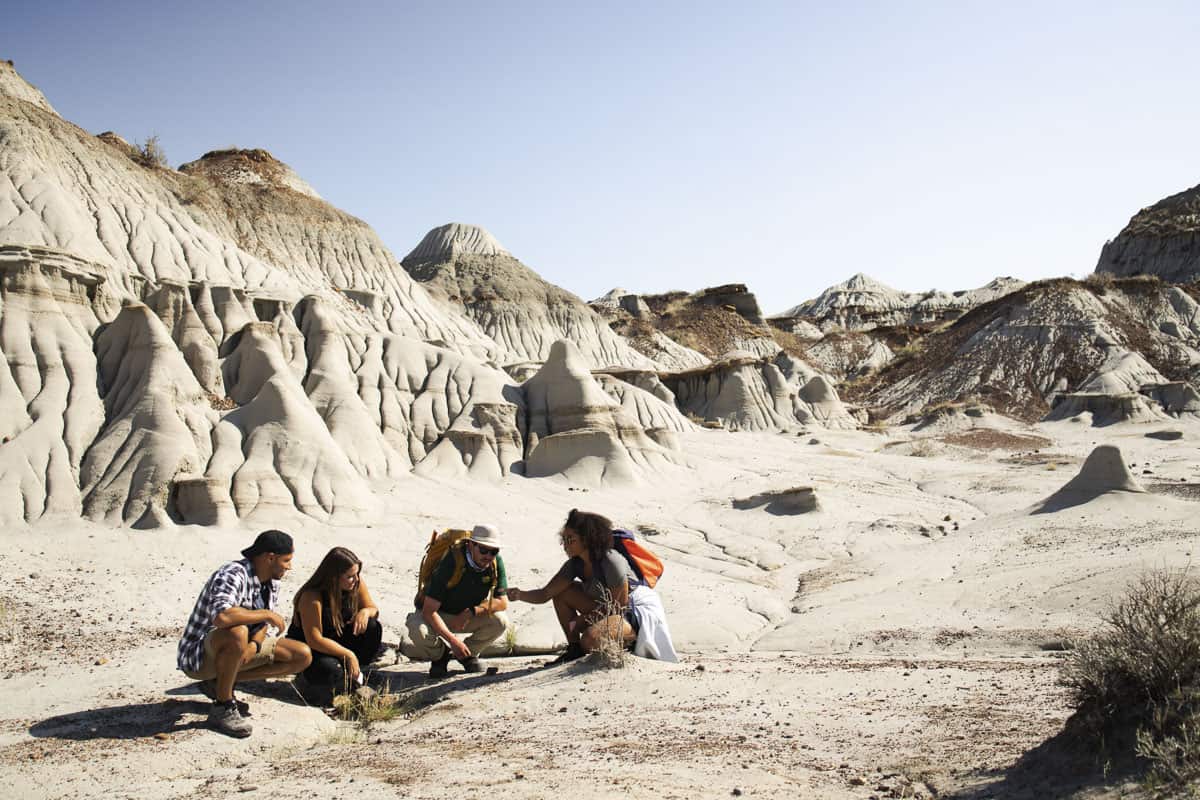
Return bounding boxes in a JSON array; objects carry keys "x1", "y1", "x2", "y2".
[
  {"x1": 1061, "y1": 568, "x2": 1200, "y2": 790},
  {"x1": 908, "y1": 439, "x2": 936, "y2": 458},
  {"x1": 330, "y1": 681, "x2": 403, "y2": 729},
  {"x1": 504, "y1": 622, "x2": 518, "y2": 654},
  {"x1": 322, "y1": 726, "x2": 365, "y2": 746},
  {"x1": 0, "y1": 598, "x2": 15, "y2": 644}
]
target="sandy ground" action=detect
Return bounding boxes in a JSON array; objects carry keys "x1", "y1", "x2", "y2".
[{"x1": 1, "y1": 420, "x2": 1196, "y2": 798}]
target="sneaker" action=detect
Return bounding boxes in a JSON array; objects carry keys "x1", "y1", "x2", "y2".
[
  {"x1": 545, "y1": 642, "x2": 586, "y2": 667},
  {"x1": 208, "y1": 700, "x2": 252, "y2": 738},
  {"x1": 459, "y1": 656, "x2": 484, "y2": 674},
  {"x1": 197, "y1": 680, "x2": 251, "y2": 716},
  {"x1": 428, "y1": 649, "x2": 451, "y2": 679}
]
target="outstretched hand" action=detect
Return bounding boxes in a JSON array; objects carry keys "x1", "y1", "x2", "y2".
[{"x1": 507, "y1": 588, "x2": 522, "y2": 603}]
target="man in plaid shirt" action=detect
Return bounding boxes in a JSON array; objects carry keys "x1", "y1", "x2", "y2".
[{"x1": 177, "y1": 530, "x2": 312, "y2": 737}]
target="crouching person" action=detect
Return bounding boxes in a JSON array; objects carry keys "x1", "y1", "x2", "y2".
[
  {"x1": 287, "y1": 547, "x2": 382, "y2": 705},
  {"x1": 176, "y1": 530, "x2": 312, "y2": 738},
  {"x1": 406, "y1": 524, "x2": 509, "y2": 678}
]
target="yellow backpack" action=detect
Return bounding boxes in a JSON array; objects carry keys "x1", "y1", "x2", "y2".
[{"x1": 413, "y1": 529, "x2": 497, "y2": 609}]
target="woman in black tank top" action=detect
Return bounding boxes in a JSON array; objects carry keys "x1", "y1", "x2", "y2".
[{"x1": 287, "y1": 547, "x2": 382, "y2": 702}]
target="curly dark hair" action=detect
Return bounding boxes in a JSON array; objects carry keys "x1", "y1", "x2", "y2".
[{"x1": 564, "y1": 509, "x2": 614, "y2": 565}]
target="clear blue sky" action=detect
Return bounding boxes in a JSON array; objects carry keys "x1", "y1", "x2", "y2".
[{"x1": 7, "y1": 1, "x2": 1200, "y2": 312}]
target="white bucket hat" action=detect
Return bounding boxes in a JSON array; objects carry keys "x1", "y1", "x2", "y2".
[{"x1": 471, "y1": 524, "x2": 503, "y2": 550}]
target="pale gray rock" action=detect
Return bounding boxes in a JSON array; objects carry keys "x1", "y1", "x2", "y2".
[
  {"x1": 733, "y1": 486, "x2": 819, "y2": 515},
  {"x1": 0, "y1": 248, "x2": 105, "y2": 524},
  {"x1": 0, "y1": 60, "x2": 55, "y2": 114},
  {"x1": 1140, "y1": 382, "x2": 1200, "y2": 415},
  {"x1": 776, "y1": 273, "x2": 1025, "y2": 332},
  {"x1": 1033, "y1": 445, "x2": 1146, "y2": 513},
  {"x1": 1095, "y1": 182, "x2": 1200, "y2": 283},
  {"x1": 1045, "y1": 392, "x2": 1167, "y2": 426},
  {"x1": 403, "y1": 224, "x2": 658, "y2": 370},
  {"x1": 863, "y1": 279, "x2": 1200, "y2": 422},
  {"x1": 81, "y1": 304, "x2": 214, "y2": 527},
  {"x1": 522, "y1": 340, "x2": 684, "y2": 486}
]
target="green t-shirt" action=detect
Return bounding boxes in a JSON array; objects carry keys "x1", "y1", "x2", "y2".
[{"x1": 424, "y1": 549, "x2": 507, "y2": 615}]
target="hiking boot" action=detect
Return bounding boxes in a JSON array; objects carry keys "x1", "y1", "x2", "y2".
[
  {"x1": 545, "y1": 642, "x2": 586, "y2": 667},
  {"x1": 428, "y1": 649, "x2": 451, "y2": 679},
  {"x1": 198, "y1": 680, "x2": 250, "y2": 717},
  {"x1": 459, "y1": 656, "x2": 484, "y2": 674},
  {"x1": 208, "y1": 700, "x2": 252, "y2": 738}
]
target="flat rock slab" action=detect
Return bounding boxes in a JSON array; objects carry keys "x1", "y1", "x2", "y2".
[
  {"x1": 1145, "y1": 429, "x2": 1183, "y2": 441},
  {"x1": 733, "y1": 486, "x2": 819, "y2": 514}
]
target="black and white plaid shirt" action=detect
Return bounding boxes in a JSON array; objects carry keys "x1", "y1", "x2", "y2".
[{"x1": 176, "y1": 559, "x2": 279, "y2": 673}]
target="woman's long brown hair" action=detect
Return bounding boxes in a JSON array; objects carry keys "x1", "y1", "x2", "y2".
[{"x1": 297, "y1": 547, "x2": 362, "y2": 636}]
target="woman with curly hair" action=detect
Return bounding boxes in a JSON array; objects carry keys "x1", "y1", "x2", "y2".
[
  {"x1": 286, "y1": 547, "x2": 382, "y2": 701},
  {"x1": 508, "y1": 509, "x2": 676, "y2": 665}
]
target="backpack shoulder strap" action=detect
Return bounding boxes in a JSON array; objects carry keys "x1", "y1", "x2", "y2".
[{"x1": 447, "y1": 543, "x2": 467, "y2": 588}]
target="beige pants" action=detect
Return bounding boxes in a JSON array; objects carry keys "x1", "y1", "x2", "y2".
[
  {"x1": 405, "y1": 610, "x2": 508, "y2": 660},
  {"x1": 183, "y1": 628, "x2": 278, "y2": 680}
]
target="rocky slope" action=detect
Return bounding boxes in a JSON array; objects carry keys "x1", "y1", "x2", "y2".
[
  {"x1": 401, "y1": 223, "x2": 659, "y2": 370},
  {"x1": 0, "y1": 63, "x2": 676, "y2": 526},
  {"x1": 1095, "y1": 181, "x2": 1200, "y2": 283},
  {"x1": 847, "y1": 276, "x2": 1200, "y2": 422},
  {"x1": 592, "y1": 284, "x2": 777, "y2": 367}
]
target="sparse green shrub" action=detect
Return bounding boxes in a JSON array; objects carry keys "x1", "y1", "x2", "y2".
[{"x1": 1062, "y1": 569, "x2": 1200, "y2": 790}]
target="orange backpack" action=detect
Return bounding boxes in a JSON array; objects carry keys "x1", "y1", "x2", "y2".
[{"x1": 612, "y1": 528, "x2": 664, "y2": 589}]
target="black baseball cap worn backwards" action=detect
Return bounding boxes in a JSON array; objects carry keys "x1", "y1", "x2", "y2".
[{"x1": 241, "y1": 530, "x2": 294, "y2": 559}]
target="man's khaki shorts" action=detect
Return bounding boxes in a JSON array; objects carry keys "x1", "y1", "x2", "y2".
[{"x1": 183, "y1": 628, "x2": 279, "y2": 680}]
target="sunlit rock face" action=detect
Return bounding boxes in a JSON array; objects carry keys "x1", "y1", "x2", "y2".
[
  {"x1": 403, "y1": 223, "x2": 660, "y2": 370},
  {"x1": 1095, "y1": 181, "x2": 1200, "y2": 283}
]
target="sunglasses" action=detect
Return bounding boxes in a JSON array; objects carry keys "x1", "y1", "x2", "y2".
[{"x1": 475, "y1": 544, "x2": 499, "y2": 557}]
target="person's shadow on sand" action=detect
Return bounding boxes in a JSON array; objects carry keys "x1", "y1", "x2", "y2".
[
  {"x1": 30, "y1": 678, "x2": 318, "y2": 741},
  {"x1": 30, "y1": 660, "x2": 546, "y2": 741},
  {"x1": 28, "y1": 698, "x2": 211, "y2": 741},
  {"x1": 370, "y1": 660, "x2": 544, "y2": 711}
]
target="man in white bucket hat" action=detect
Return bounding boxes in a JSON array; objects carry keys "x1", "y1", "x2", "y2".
[{"x1": 407, "y1": 524, "x2": 509, "y2": 678}]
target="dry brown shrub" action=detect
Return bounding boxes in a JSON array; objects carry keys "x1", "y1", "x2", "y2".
[
  {"x1": 134, "y1": 135, "x2": 168, "y2": 169},
  {"x1": 590, "y1": 587, "x2": 628, "y2": 669},
  {"x1": 1062, "y1": 569, "x2": 1200, "y2": 790}
]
